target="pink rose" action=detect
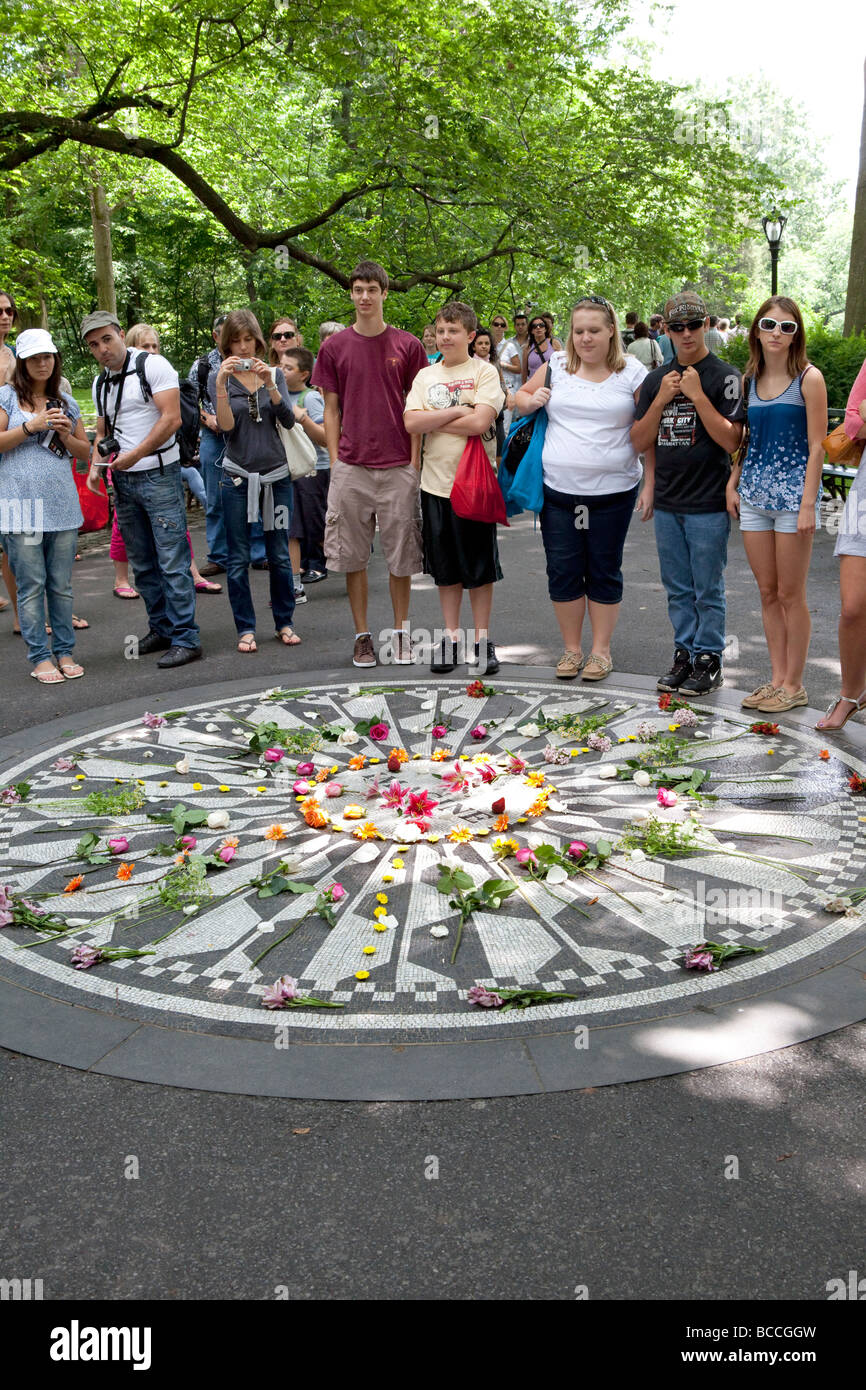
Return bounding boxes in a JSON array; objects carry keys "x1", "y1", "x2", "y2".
[
  {"x1": 107, "y1": 836, "x2": 130, "y2": 855},
  {"x1": 657, "y1": 788, "x2": 678, "y2": 808},
  {"x1": 432, "y1": 725, "x2": 447, "y2": 739},
  {"x1": 264, "y1": 748, "x2": 284, "y2": 763},
  {"x1": 567, "y1": 840, "x2": 588, "y2": 860},
  {"x1": 470, "y1": 724, "x2": 488, "y2": 740},
  {"x1": 293, "y1": 780, "x2": 312, "y2": 795},
  {"x1": 369, "y1": 723, "x2": 389, "y2": 741},
  {"x1": 296, "y1": 762, "x2": 315, "y2": 776},
  {"x1": 515, "y1": 846, "x2": 537, "y2": 866},
  {"x1": 324, "y1": 782, "x2": 342, "y2": 797},
  {"x1": 329, "y1": 883, "x2": 347, "y2": 901},
  {"x1": 180, "y1": 835, "x2": 197, "y2": 850},
  {"x1": 218, "y1": 845, "x2": 236, "y2": 863},
  {"x1": 684, "y1": 948, "x2": 717, "y2": 972}
]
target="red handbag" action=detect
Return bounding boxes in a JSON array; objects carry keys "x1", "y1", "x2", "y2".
[
  {"x1": 71, "y1": 458, "x2": 109, "y2": 532},
  {"x1": 449, "y1": 435, "x2": 508, "y2": 526}
]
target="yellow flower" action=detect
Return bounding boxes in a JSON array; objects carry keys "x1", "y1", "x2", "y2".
[
  {"x1": 668, "y1": 723, "x2": 679, "y2": 733},
  {"x1": 395, "y1": 847, "x2": 410, "y2": 853},
  {"x1": 767, "y1": 749, "x2": 774, "y2": 755},
  {"x1": 448, "y1": 826, "x2": 474, "y2": 842},
  {"x1": 381, "y1": 873, "x2": 394, "y2": 882},
  {"x1": 628, "y1": 735, "x2": 637, "y2": 741},
  {"x1": 493, "y1": 837, "x2": 518, "y2": 857},
  {"x1": 374, "y1": 922, "x2": 388, "y2": 933},
  {"x1": 353, "y1": 822, "x2": 383, "y2": 840},
  {"x1": 391, "y1": 858, "x2": 404, "y2": 869},
  {"x1": 330, "y1": 765, "x2": 338, "y2": 774},
  {"x1": 376, "y1": 893, "x2": 388, "y2": 904},
  {"x1": 362, "y1": 946, "x2": 376, "y2": 955},
  {"x1": 75, "y1": 773, "x2": 86, "y2": 781},
  {"x1": 412, "y1": 753, "x2": 422, "y2": 760},
  {"x1": 373, "y1": 907, "x2": 387, "y2": 919},
  {"x1": 388, "y1": 748, "x2": 408, "y2": 764},
  {"x1": 581, "y1": 747, "x2": 590, "y2": 754},
  {"x1": 475, "y1": 828, "x2": 490, "y2": 837},
  {"x1": 355, "y1": 970, "x2": 370, "y2": 980},
  {"x1": 431, "y1": 748, "x2": 450, "y2": 762},
  {"x1": 617, "y1": 737, "x2": 627, "y2": 744},
  {"x1": 348, "y1": 755, "x2": 366, "y2": 770},
  {"x1": 525, "y1": 771, "x2": 546, "y2": 787},
  {"x1": 219, "y1": 785, "x2": 231, "y2": 792},
  {"x1": 516, "y1": 817, "x2": 528, "y2": 824},
  {"x1": 159, "y1": 781, "x2": 168, "y2": 787},
  {"x1": 192, "y1": 783, "x2": 203, "y2": 791},
  {"x1": 265, "y1": 824, "x2": 287, "y2": 841},
  {"x1": 426, "y1": 834, "x2": 441, "y2": 843},
  {"x1": 342, "y1": 804, "x2": 366, "y2": 819},
  {"x1": 569, "y1": 749, "x2": 581, "y2": 757},
  {"x1": 369, "y1": 757, "x2": 380, "y2": 764},
  {"x1": 115, "y1": 778, "x2": 122, "y2": 784}
]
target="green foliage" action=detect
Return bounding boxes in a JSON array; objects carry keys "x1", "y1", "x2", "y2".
[
  {"x1": 157, "y1": 855, "x2": 212, "y2": 910},
  {"x1": 436, "y1": 864, "x2": 516, "y2": 964},
  {"x1": 83, "y1": 784, "x2": 146, "y2": 816},
  {"x1": 720, "y1": 329, "x2": 866, "y2": 409}
]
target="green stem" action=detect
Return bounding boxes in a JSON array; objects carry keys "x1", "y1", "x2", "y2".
[
  {"x1": 250, "y1": 909, "x2": 315, "y2": 967},
  {"x1": 578, "y1": 865, "x2": 643, "y2": 912},
  {"x1": 450, "y1": 908, "x2": 470, "y2": 965}
]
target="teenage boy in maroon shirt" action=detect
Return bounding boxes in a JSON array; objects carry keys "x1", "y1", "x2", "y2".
[{"x1": 312, "y1": 260, "x2": 427, "y2": 668}]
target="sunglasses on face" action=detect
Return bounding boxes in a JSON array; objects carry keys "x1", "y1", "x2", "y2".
[
  {"x1": 758, "y1": 317, "x2": 798, "y2": 335},
  {"x1": 667, "y1": 319, "x2": 704, "y2": 333},
  {"x1": 530, "y1": 321, "x2": 547, "y2": 331},
  {"x1": 272, "y1": 330, "x2": 296, "y2": 340}
]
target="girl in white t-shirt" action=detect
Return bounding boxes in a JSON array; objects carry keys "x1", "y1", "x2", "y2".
[{"x1": 515, "y1": 297, "x2": 651, "y2": 681}]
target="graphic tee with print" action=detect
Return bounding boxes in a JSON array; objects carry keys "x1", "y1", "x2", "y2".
[
  {"x1": 404, "y1": 357, "x2": 504, "y2": 499},
  {"x1": 634, "y1": 352, "x2": 744, "y2": 513},
  {"x1": 311, "y1": 325, "x2": 428, "y2": 468}
]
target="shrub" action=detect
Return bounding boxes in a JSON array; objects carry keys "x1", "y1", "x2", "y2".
[{"x1": 719, "y1": 330, "x2": 866, "y2": 409}]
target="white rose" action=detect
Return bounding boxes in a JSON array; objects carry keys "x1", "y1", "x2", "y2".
[
  {"x1": 206, "y1": 810, "x2": 230, "y2": 829},
  {"x1": 206, "y1": 723, "x2": 220, "y2": 732},
  {"x1": 632, "y1": 770, "x2": 651, "y2": 787},
  {"x1": 519, "y1": 722, "x2": 540, "y2": 739},
  {"x1": 546, "y1": 865, "x2": 568, "y2": 885},
  {"x1": 337, "y1": 728, "x2": 360, "y2": 746},
  {"x1": 598, "y1": 764, "x2": 619, "y2": 780},
  {"x1": 430, "y1": 925, "x2": 449, "y2": 938},
  {"x1": 630, "y1": 849, "x2": 646, "y2": 862},
  {"x1": 175, "y1": 758, "x2": 190, "y2": 774}
]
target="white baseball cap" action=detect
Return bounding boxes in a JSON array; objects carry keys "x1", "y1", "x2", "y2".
[{"x1": 15, "y1": 328, "x2": 59, "y2": 359}]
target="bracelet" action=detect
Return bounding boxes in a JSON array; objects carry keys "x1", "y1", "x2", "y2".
[{"x1": 21, "y1": 421, "x2": 33, "y2": 437}]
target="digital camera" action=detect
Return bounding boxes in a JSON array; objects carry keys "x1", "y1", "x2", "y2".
[
  {"x1": 97, "y1": 435, "x2": 120, "y2": 458},
  {"x1": 237, "y1": 358, "x2": 253, "y2": 371}
]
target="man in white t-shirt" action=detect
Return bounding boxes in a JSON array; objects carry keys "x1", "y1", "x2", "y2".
[
  {"x1": 82, "y1": 310, "x2": 201, "y2": 667},
  {"x1": 404, "y1": 301, "x2": 504, "y2": 674}
]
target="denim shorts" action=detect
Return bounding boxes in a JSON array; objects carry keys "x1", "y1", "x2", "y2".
[{"x1": 739, "y1": 498, "x2": 821, "y2": 533}]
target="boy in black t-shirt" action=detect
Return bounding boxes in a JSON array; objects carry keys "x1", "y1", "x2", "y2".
[{"x1": 632, "y1": 292, "x2": 744, "y2": 694}]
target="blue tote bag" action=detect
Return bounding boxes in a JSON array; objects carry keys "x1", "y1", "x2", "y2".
[{"x1": 499, "y1": 363, "x2": 551, "y2": 516}]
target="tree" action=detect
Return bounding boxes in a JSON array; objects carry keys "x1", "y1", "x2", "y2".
[{"x1": 845, "y1": 58, "x2": 866, "y2": 336}]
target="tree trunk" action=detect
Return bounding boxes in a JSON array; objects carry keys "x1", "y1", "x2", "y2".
[
  {"x1": 844, "y1": 59, "x2": 866, "y2": 336},
  {"x1": 88, "y1": 170, "x2": 117, "y2": 315}
]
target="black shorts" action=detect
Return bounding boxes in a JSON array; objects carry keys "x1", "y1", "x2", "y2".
[
  {"x1": 421, "y1": 491, "x2": 503, "y2": 589},
  {"x1": 288, "y1": 470, "x2": 329, "y2": 552}
]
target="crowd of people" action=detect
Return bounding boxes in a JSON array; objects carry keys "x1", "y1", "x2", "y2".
[{"x1": 1, "y1": 269, "x2": 865, "y2": 734}]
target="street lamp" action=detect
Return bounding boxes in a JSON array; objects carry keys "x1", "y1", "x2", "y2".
[{"x1": 761, "y1": 213, "x2": 788, "y2": 296}]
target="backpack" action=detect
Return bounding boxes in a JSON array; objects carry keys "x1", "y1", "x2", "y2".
[{"x1": 95, "y1": 350, "x2": 201, "y2": 465}]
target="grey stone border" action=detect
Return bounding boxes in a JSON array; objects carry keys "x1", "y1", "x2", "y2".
[{"x1": 2, "y1": 668, "x2": 865, "y2": 1100}]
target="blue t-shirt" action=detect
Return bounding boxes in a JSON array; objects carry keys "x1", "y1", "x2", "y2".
[
  {"x1": 0, "y1": 386, "x2": 83, "y2": 533},
  {"x1": 289, "y1": 386, "x2": 329, "y2": 471},
  {"x1": 739, "y1": 370, "x2": 817, "y2": 511}
]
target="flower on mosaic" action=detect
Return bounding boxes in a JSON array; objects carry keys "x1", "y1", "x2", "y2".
[
  {"x1": 492, "y1": 814, "x2": 509, "y2": 833},
  {"x1": 192, "y1": 782, "x2": 203, "y2": 791},
  {"x1": 373, "y1": 907, "x2": 387, "y2": 919},
  {"x1": 348, "y1": 754, "x2": 366, "y2": 770},
  {"x1": 355, "y1": 970, "x2": 370, "y2": 980},
  {"x1": 206, "y1": 810, "x2": 229, "y2": 829},
  {"x1": 632, "y1": 770, "x2": 651, "y2": 786},
  {"x1": 587, "y1": 732, "x2": 612, "y2": 752},
  {"x1": 391, "y1": 858, "x2": 404, "y2": 869},
  {"x1": 116, "y1": 862, "x2": 134, "y2": 881},
  {"x1": 386, "y1": 747, "x2": 408, "y2": 765},
  {"x1": 407, "y1": 817, "x2": 431, "y2": 832},
  {"x1": 70, "y1": 944, "x2": 102, "y2": 970},
  {"x1": 673, "y1": 708, "x2": 697, "y2": 727},
  {"x1": 315, "y1": 768, "x2": 330, "y2": 784},
  {"x1": 506, "y1": 753, "x2": 527, "y2": 775},
  {"x1": 848, "y1": 773, "x2": 866, "y2": 793},
  {"x1": 265, "y1": 824, "x2": 288, "y2": 841},
  {"x1": 324, "y1": 781, "x2": 343, "y2": 797},
  {"x1": 63, "y1": 875, "x2": 84, "y2": 893},
  {"x1": 431, "y1": 748, "x2": 450, "y2": 762},
  {"x1": 657, "y1": 788, "x2": 678, "y2": 808},
  {"x1": 107, "y1": 836, "x2": 129, "y2": 855},
  {"x1": 374, "y1": 922, "x2": 389, "y2": 932},
  {"x1": 635, "y1": 721, "x2": 656, "y2": 741},
  {"x1": 362, "y1": 946, "x2": 376, "y2": 955},
  {"x1": 175, "y1": 853, "x2": 188, "y2": 864},
  {"x1": 263, "y1": 748, "x2": 284, "y2": 763},
  {"x1": 0, "y1": 884, "x2": 14, "y2": 927},
  {"x1": 329, "y1": 883, "x2": 347, "y2": 902},
  {"x1": 304, "y1": 805, "x2": 329, "y2": 829},
  {"x1": 180, "y1": 835, "x2": 197, "y2": 850},
  {"x1": 658, "y1": 694, "x2": 672, "y2": 710},
  {"x1": 448, "y1": 826, "x2": 474, "y2": 842},
  {"x1": 525, "y1": 771, "x2": 546, "y2": 787},
  {"x1": 518, "y1": 722, "x2": 540, "y2": 739},
  {"x1": 353, "y1": 822, "x2": 383, "y2": 840},
  {"x1": 432, "y1": 724, "x2": 448, "y2": 739},
  {"x1": 526, "y1": 796, "x2": 551, "y2": 817},
  {"x1": 217, "y1": 845, "x2": 236, "y2": 863},
  {"x1": 750, "y1": 722, "x2": 780, "y2": 735},
  {"x1": 818, "y1": 749, "x2": 830, "y2": 760},
  {"x1": 342, "y1": 803, "x2": 366, "y2": 819},
  {"x1": 295, "y1": 761, "x2": 315, "y2": 775},
  {"x1": 337, "y1": 728, "x2": 360, "y2": 746},
  {"x1": 567, "y1": 840, "x2": 588, "y2": 860},
  {"x1": 376, "y1": 893, "x2": 388, "y2": 904},
  {"x1": 261, "y1": 975, "x2": 301, "y2": 1009},
  {"x1": 493, "y1": 837, "x2": 518, "y2": 858},
  {"x1": 0, "y1": 786, "x2": 22, "y2": 805},
  {"x1": 369, "y1": 723, "x2": 389, "y2": 741},
  {"x1": 52, "y1": 757, "x2": 76, "y2": 772},
  {"x1": 475, "y1": 762, "x2": 498, "y2": 785},
  {"x1": 467, "y1": 985, "x2": 504, "y2": 1008},
  {"x1": 668, "y1": 723, "x2": 680, "y2": 733},
  {"x1": 465, "y1": 679, "x2": 488, "y2": 698},
  {"x1": 543, "y1": 745, "x2": 569, "y2": 765},
  {"x1": 515, "y1": 846, "x2": 537, "y2": 866},
  {"x1": 142, "y1": 712, "x2": 167, "y2": 728},
  {"x1": 382, "y1": 780, "x2": 409, "y2": 810},
  {"x1": 470, "y1": 724, "x2": 488, "y2": 740},
  {"x1": 683, "y1": 948, "x2": 719, "y2": 972},
  {"x1": 441, "y1": 762, "x2": 471, "y2": 794},
  {"x1": 221, "y1": 836, "x2": 239, "y2": 849},
  {"x1": 407, "y1": 789, "x2": 438, "y2": 817}
]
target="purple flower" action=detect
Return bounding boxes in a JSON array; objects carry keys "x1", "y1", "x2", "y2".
[
  {"x1": 142, "y1": 712, "x2": 167, "y2": 729},
  {"x1": 515, "y1": 846, "x2": 537, "y2": 866},
  {"x1": 587, "y1": 731, "x2": 612, "y2": 752},
  {"x1": 567, "y1": 840, "x2": 588, "y2": 860},
  {"x1": 52, "y1": 757, "x2": 77, "y2": 772},
  {"x1": 0, "y1": 786, "x2": 21, "y2": 805},
  {"x1": 107, "y1": 836, "x2": 130, "y2": 855},
  {"x1": 19, "y1": 898, "x2": 45, "y2": 916},
  {"x1": 0, "y1": 884, "x2": 13, "y2": 927},
  {"x1": 263, "y1": 748, "x2": 284, "y2": 763},
  {"x1": 369, "y1": 723, "x2": 389, "y2": 742},
  {"x1": 470, "y1": 724, "x2": 488, "y2": 740},
  {"x1": 543, "y1": 745, "x2": 569, "y2": 765},
  {"x1": 70, "y1": 944, "x2": 102, "y2": 970},
  {"x1": 635, "y1": 721, "x2": 656, "y2": 742},
  {"x1": 262, "y1": 975, "x2": 301, "y2": 1008},
  {"x1": 468, "y1": 985, "x2": 504, "y2": 1008},
  {"x1": 684, "y1": 948, "x2": 718, "y2": 972},
  {"x1": 432, "y1": 724, "x2": 448, "y2": 739}
]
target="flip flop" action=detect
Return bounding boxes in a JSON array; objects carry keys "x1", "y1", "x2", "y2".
[
  {"x1": 113, "y1": 586, "x2": 140, "y2": 600},
  {"x1": 72, "y1": 615, "x2": 89, "y2": 629},
  {"x1": 0, "y1": 597, "x2": 9, "y2": 612},
  {"x1": 237, "y1": 634, "x2": 257, "y2": 653},
  {"x1": 31, "y1": 666, "x2": 64, "y2": 684},
  {"x1": 58, "y1": 659, "x2": 85, "y2": 679},
  {"x1": 275, "y1": 628, "x2": 301, "y2": 646},
  {"x1": 195, "y1": 579, "x2": 223, "y2": 593}
]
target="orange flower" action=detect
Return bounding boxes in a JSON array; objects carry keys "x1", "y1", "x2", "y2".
[
  {"x1": 315, "y1": 767, "x2": 330, "y2": 783},
  {"x1": 348, "y1": 754, "x2": 366, "y2": 770},
  {"x1": 352, "y1": 822, "x2": 383, "y2": 840},
  {"x1": 431, "y1": 748, "x2": 450, "y2": 762},
  {"x1": 265, "y1": 824, "x2": 287, "y2": 841},
  {"x1": 492, "y1": 813, "x2": 509, "y2": 832},
  {"x1": 525, "y1": 771, "x2": 547, "y2": 787},
  {"x1": 116, "y1": 862, "x2": 134, "y2": 881},
  {"x1": 221, "y1": 836, "x2": 239, "y2": 849},
  {"x1": 175, "y1": 852, "x2": 188, "y2": 864},
  {"x1": 526, "y1": 796, "x2": 551, "y2": 817},
  {"x1": 819, "y1": 749, "x2": 830, "y2": 760},
  {"x1": 448, "y1": 826, "x2": 474, "y2": 842},
  {"x1": 305, "y1": 809, "x2": 329, "y2": 828},
  {"x1": 63, "y1": 875, "x2": 84, "y2": 893},
  {"x1": 388, "y1": 747, "x2": 408, "y2": 764}
]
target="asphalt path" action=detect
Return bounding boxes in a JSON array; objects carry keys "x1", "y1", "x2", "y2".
[{"x1": 1, "y1": 506, "x2": 863, "y2": 1306}]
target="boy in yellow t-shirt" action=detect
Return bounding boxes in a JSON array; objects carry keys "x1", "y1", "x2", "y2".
[{"x1": 404, "y1": 301, "x2": 504, "y2": 675}]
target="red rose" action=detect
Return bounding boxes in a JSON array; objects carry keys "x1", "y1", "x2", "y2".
[
  {"x1": 492, "y1": 797, "x2": 505, "y2": 815},
  {"x1": 387, "y1": 754, "x2": 402, "y2": 773}
]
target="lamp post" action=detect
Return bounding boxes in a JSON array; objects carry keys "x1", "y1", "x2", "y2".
[{"x1": 761, "y1": 213, "x2": 788, "y2": 296}]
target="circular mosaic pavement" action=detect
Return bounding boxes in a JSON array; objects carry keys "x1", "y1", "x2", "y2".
[{"x1": 1, "y1": 672, "x2": 865, "y2": 1097}]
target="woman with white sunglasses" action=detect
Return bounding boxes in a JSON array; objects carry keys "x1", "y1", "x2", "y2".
[{"x1": 726, "y1": 297, "x2": 826, "y2": 713}]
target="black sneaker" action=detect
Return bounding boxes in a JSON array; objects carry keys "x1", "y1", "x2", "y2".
[
  {"x1": 138, "y1": 631, "x2": 172, "y2": 656},
  {"x1": 657, "y1": 646, "x2": 692, "y2": 691},
  {"x1": 679, "y1": 651, "x2": 723, "y2": 696},
  {"x1": 430, "y1": 637, "x2": 457, "y2": 674},
  {"x1": 471, "y1": 640, "x2": 500, "y2": 676}
]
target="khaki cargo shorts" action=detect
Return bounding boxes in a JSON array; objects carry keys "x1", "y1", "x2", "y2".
[{"x1": 325, "y1": 460, "x2": 423, "y2": 576}]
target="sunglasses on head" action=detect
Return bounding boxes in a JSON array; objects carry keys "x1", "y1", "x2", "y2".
[
  {"x1": 577, "y1": 295, "x2": 608, "y2": 308},
  {"x1": 758, "y1": 317, "x2": 797, "y2": 335},
  {"x1": 272, "y1": 329, "x2": 296, "y2": 340},
  {"x1": 667, "y1": 319, "x2": 705, "y2": 333}
]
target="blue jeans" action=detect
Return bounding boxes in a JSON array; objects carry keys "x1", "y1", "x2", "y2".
[
  {"x1": 3, "y1": 528, "x2": 78, "y2": 666},
  {"x1": 198, "y1": 428, "x2": 228, "y2": 567},
  {"x1": 220, "y1": 470, "x2": 295, "y2": 635},
  {"x1": 112, "y1": 464, "x2": 200, "y2": 649},
  {"x1": 654, "y1": 508, "x2": 729, "y2": 655},
  {"x1": 182, "y1": 464, "x2": 207, "y2": 509}
]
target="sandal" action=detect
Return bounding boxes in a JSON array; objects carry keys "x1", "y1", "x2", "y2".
[
  {"x1": 581, "y1": 653, "x2": 613, "y2": 681},
  {"x1": 113, "y1": 585, "x2": 140, "y2": 600},
  {"x1": 195, "y1": 579, "x2": 223, "y2": 593},
  {"x1": 58, "y1": 659, "x2": 84, "y2": 680},
  {"x1": 237, "y1": 634, "x2": 257, "y2": 654},
  {"x1": 0, "y1": 597, "x2": 9, "y2": 612},
  {"x1": 276, "y1": 628, "x2": 301, "y2": 646},
  {"x1": 815, "y1": 691, "x2": 866, "y2": 732},
  {"x1": 31, "y1": 664, "x2": 64, "y2": 685},
  {"x1": 72, "y1": 615, "x2": 89, "y2": 630}
]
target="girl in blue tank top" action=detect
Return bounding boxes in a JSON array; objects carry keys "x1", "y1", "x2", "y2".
[{"x1": 726, "y1": 297, "x2": 827, "y2": 714}]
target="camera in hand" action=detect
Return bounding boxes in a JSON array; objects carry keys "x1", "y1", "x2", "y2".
[
  {"x1": 237, "y1": 358, "x2": 252, "y2": 371},
  {"x1": 97, "y1": 435, "x2": 120, "y2": 459},
  {"x1": 47, "y1": 397, "x2": 63, "y2": 411}
]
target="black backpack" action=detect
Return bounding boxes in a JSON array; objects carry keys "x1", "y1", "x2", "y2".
[{"x1": 95, "y1": 350, "x2": 201, "y2": 465}]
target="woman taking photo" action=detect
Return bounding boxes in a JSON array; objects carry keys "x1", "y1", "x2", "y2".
[
  {"x1": 211, "y1": 309, "x2": 299, "y2": 652},
  {"x1": 0, "y1": 329, "x2": 91, "y2": 683},
  {"x1": 515, "y1": 297, "x2": 650, "y2": 681},
  {"x1": 522, "y1": 316, "x2": 555, "y2": 381},
  {"x1": 726, "y1": 298, "x2": 827, "y2": 713}
]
